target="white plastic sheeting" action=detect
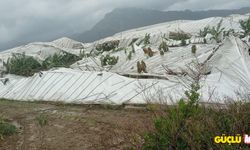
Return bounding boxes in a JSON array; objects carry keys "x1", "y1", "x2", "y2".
[
  {"x1": 0, "y1": 68, "x2": 182, "y2": 104},
  {"x1": 1, "y1": 37, "x2": 250, "y2": 104}
]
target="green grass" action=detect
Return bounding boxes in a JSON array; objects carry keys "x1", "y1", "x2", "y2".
[
  {"x1": 36, "y1": 114, "x2": 48, "y2": 127},
  {"x1": 0, "y1": 118, "x2": 17, "y2": 139}
]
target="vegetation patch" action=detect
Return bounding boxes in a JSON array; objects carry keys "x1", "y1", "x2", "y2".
[
  {"x1": 4, "y1": 51, "x2": 81, "y2": 77},
  {"x1": 181, "y1": 38, "x2": 187, "y2": 46},
  {"x1": 143, "y1": 33, "x2": 151, "y2": 45},
  {"x1": 137, "y1": 61, "x2": 147, "y2": 73},
  {"x1": 142, "y1": 83, "x2": 250, "y2": 149},
  {"x1": 36, "y1": 114, "x2": 49, "y2": 127},
  {"x1": 240, "y1": 17, "x2": 250, "y2": 37},
  {"x1": 0, "y1": 117, "x2": 17, "y2": 139},
  {"x1": 209, "y1": 20, "x2": 225, "y2": 43},
  {"x1": 143, "y1": 47, "x2": 155, "y2": 57},
  {"x1": 169, "y1": 31, "x2": 191, "y2": 41},
  {"x1": 191, "y1": 45, "x2": 197, "y2": 54},
  {"x1": 223, "y1": 29, "x2": 235, "y2": 37},
  {"x1": 127, "y1": 51, "x2": 133, "y2": 60},
  {"x1": 42, "y1": 51, "x2": 81, "y2": 70},
  {"x1": 4, "y1": 53, "x2": 42, "y2": 76},
  {"x1": 137, "y1": 34, "x2": 151, "y2": 46},
  {"x1": 100, "y1": 54, "x2": 119, "y2": 66},
  {"x1": 160, "y1": 50, "x2": 164, "y2": 56},
  {"x1": 199, "y1": 26, "x2": 210, "y2": 37},
  {"x1": 128, "y1": 38, "x2": 139, "y2": 46},
  {"x1": 158, "y1": 41, "x2": 168, "y2": 52},
  {"x1": 199, "y1": 20, "x2": 225, "y2": 43},
  {"x1": 96, "y1": 40, "x2": 120, "y2": 52}
]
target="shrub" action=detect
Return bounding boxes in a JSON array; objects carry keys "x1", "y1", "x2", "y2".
[
  {"x1": 239, "y1": 17, "x2": 250, "y2": 37},
  {"x1": 127, "y1": 51, "x2": 133, "y2": 60},
  {"x1": 143, "y1": 83, "x2": 201, "y2": 149},
  {"x1": 209, "y1": 19, "x2": 225, "y2": 43},
  {"x1": 191, "y1": 45, "x2": 197, "y2": 54},
  {"x1": 42, "y1": 52, "x2": 81, "y2": 70},
  {"x1": 137, "y1": 34, "x2": 151, "y2": 46},
  {"x1": 79, "y1": 50, "x2": 86, "y2": 58},
  {"x1": 137, "y1": 61, "x2": 142, "y2": 73},
  {"x1": 131, "y1": 44, "x2": 135, "y2": 53},
  {"x1": 203, "y1": 38, "x2": 207, "y2": 44},
  {"x1": 161, "y1": 34, "x2": 169, "y2": 41},
  {"x1": 160, "y1": 50, "x2": 164, "y2": 56},
  {"x1": 36, "y1": 114, "x2": 48, "y2": 150},
  {"x1": 142, "y1": 84, "x2": 250, "y2": 149},
  {"x1": 36, "y1": 114, "x2": 48, "y2": 127},
  {"x1": 223, "y1": 29, "x2": 235, "y2": 37},
  {"x1": 158, "y1": 41, "x2": 168, "y2": 52},
  {"x1": 137, "y1": 61, "x2": 147, "y2": 73},
  {"x1": 148, "y1": 50, "x2": 154, "y2": 57},
  {"x1": 129, "y1": 38, "x2": 139, "y2": 46},
  {"x1": 0, "y1": 118, "x2": 17, "y2": 139},
  {"x1": 199, "y1": 26, "x2": 210, "y2": 37},
  {"x1": 5, "y1": 53, "x2": 42, "y2": 76},
  {"x1": 169, "y1": 32, "x2": 190, "y2": 41},
  {"x1": 100, "y1": 54, "x2": 119, "y2": 66},
  {"x1": 96, "y1": 40, "x2": 120, "y2": 52},
  {"x1": 144, "y1": 33, "x2": 151, "y2": 45},
  {"x1": 136, "y1": 39, "x2": 144, "y2": 46},
  {"x1": 143, "y1": 47, "x2": 154, "y2": 57},
  {"x1": 181, "y1": 39, "x2": 187, "y2": 46},
  {"x1": 141, "y1": 61, "x2": 147, "y2": 73},
  {"x1": 4, "y1": 51, "x2": 81, "y2": 76}
]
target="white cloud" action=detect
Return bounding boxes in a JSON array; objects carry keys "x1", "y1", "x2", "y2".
[{"x1": 167, "y1": 0, "x2": 250, "y2": 10}]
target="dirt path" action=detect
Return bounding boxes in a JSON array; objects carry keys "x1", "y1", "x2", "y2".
[{"x1": 0, "y1": 100, "x2": 153, "y2": 150}]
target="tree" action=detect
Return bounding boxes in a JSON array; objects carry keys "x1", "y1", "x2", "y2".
[
  {"x1": 239, "y1": 17, "x2": 250, "y2": 37},
  {"x1": 209, "y1": 20, "x2": 225, "y2": 43}
]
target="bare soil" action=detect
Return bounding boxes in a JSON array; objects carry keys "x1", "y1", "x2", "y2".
[{"x1": 0, "y1": 100, "x2": 153, "y2": 150}]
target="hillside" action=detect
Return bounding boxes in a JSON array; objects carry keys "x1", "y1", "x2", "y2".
[{"x1": 74, "y1": 7, "x2": 250, "y2": 43}]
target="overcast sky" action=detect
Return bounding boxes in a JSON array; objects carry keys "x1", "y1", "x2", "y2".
[{"x1": 0, "y1": 0, "x2": 250, "y2": 51}]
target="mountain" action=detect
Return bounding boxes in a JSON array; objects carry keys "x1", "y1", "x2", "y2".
[{"x1": 74, "y1": 7, "x2": 250, "y2": 43}]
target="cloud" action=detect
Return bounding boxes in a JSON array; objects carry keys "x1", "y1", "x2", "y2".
[
  {"x1": 0, "y1": 0, "x2": 249, "y2": 50},
  {"x1": 167, "y1": 0, "x2": 250, "y2": 10}
]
